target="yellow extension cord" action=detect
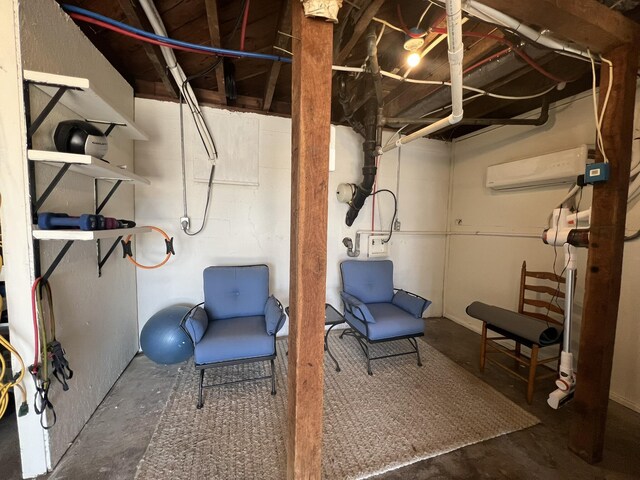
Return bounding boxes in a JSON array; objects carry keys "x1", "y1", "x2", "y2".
[{"x1": 0, "y1": 334, "x2": 27, "y2": 420}]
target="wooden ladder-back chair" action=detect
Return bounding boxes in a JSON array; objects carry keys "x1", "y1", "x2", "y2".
[{"x1": 480, "y1": 261, "x2": 566, "y2": 404}]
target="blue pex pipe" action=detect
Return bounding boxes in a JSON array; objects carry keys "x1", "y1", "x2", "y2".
[{"x1": 62, "y1": 4, "x2": 292, "y2": 64}]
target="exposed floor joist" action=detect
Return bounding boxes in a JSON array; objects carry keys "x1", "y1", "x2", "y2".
[
  {"x1": 334, "y1": 0, "x2": 385, "y2": 65},
  {"x1": 204, "y1": 0, "x2": 227, "y2": 104},
  {"x1": 116, "y1": 0, "x2": 179, "y2": 98},
  {"x1": 263, "y1": 0, "x2": 291, "y2": 112}
]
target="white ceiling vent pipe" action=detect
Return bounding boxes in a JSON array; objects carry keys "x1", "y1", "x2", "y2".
[
  {"x1": 138, "y1": 0, "x2": 217, "y2": 161},
  {"x1": 383, "y1": 0, "x2": 464, "y2": 152},
  {"x1": 462, "y1": 0, "x2": 591, "y2": 60}
]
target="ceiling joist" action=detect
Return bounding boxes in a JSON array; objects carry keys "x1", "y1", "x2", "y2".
[
  {"x1": 263, "y1": 0, "x2": 292, "y2": 112},
  {"x1": 334, "y1": 0, "x2": 385, "y2": 65},
  {"x1": 204, "y1": 0, "x2": 227, "y2": 104},
  {"x1": 116, "y1": 0, "x2": 179, "y2": 98}
]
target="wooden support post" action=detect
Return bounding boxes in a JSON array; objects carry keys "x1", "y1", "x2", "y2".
[
  {"x1": 287, "y1": 2, "x2": 333, "y2": 479},
  {"x1": 568, "y1": 43, "x2": 639, "y2": 464}
]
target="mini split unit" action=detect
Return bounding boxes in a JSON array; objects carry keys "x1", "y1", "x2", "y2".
[{"x1": 486, "y1": 145, "x2": 590, "y2": 191}]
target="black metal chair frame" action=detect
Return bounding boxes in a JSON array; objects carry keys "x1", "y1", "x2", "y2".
[
  {"x1": 180, "y1": 298, "x2": 286, "y2": 409},
  {"x1": 339, "y1": 284, "x2": 426, "y2": 375}
]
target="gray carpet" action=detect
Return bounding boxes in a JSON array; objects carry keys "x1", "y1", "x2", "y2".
[{"x1": 135, "y1": 335, "x2": 538, "y2": 479}]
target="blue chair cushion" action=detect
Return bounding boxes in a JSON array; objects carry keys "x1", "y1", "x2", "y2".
[
  {"x1": 184, "y1": 306, "x2": 209, "y2": 344},
  {"x1": 340, "y1": 291, "x2": 375, "y2": 323},
  {"x1": 194, "y1": 315, "x2": 275, "y2": 365},
  {"x1": 392, "y1": 290, "x2": 432, "y2": 318},
  {"x1": 344, "y1": 303, "x2": 424, "y2": 341},
  {"x1": 264, "y1": 295, "x2": 285, "y2": 335},
  {"x1": 341, "y1": 260, "x2": 394, "y2": 303},
  {"x1": 203, "y1": 265, "x2": 269, "y2": 320}
]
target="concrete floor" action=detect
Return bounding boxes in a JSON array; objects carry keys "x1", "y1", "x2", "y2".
[{"x1": 2, "y1": 317, "x2": 640, "y2": 479}]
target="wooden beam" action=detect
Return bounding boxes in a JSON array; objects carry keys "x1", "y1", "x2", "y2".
[
  {"x1": 263, "y1": 0, "x2": 291, "y2": 112},
  {"x1": 134, "y1": 79, "x2": 291, "y2": 114},
  {"x1": 116, "y1": 0, "x2": 179, "y2": 98},
  {"x1": 204, "y1": 0, "x2": 227, "y2": 104},
  {"x1": 287, "y1": 1, "x2": 333, "y2": 478},
  {"x1": 568, "y1": 42, "x2": 639, "y2": 463},
  {"x1": 478, "y1": 0, "x2": 640, "y2": 53},
  {"x1": 334, "y1": 0, "x2": 384, "y2": 65}
]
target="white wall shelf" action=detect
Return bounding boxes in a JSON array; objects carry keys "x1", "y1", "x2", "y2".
[
  {"x1": 24, "y1": 70, "x2": 148, "y2": 141},
  {"x1": 33, "y1": 226, "x2": 151, "y2": 241},
  {"x1": 28, "y1": 150, "x2": 150, "y2": 185}
]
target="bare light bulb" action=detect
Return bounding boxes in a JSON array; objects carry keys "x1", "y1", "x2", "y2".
[{"x1": 407, "y1": 52, "x2": 421, "y2": 68}]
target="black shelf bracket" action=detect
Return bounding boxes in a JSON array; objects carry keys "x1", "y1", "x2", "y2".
[
  {"x1": 40, "y1": 240, "x2": 74, "y2": 284},
  {"x1": 96, "y1": 180, "x2": 123, "y2": 215},
  {"x1": 97, "y1": 236, "x2": 123, "y2": 277},
  {"x1": 33, "y1": 163, "x2": 71, "y2": 212},
  {"x1": 27, "y1": 86, "x2": 68, "y2": 141}
]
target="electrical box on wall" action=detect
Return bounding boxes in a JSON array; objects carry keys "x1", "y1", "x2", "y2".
[{"x1": 368, "y1": 235, "x2": 389, "y2": 258}]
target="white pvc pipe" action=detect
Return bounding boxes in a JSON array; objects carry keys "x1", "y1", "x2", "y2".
[
  {"x1": 383, "y1": 0, "x2": 464, "y2": 153},
  {"x1": 138, "y1": 0, "x2": 217, "y2": 161},
  {"x1": 463, "y1": 0, "x2": 592, "y2": 59}
]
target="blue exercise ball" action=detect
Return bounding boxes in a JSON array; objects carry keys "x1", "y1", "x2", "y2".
[{"x1": 141, "y1": 305, "x2": 194, "y2": 364}]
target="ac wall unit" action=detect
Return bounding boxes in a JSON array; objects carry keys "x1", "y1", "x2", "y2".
[{"x1": 486, "y1": 145, "x2": 589, "y2": 191}]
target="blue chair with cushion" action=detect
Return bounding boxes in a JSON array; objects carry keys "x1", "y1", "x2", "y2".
[
  {"x1": 340, "y1": 260, "x2": 431, "y2": 375},
  {"x1": 180, "y1": 265, "x2": 286, "y2": 408}
]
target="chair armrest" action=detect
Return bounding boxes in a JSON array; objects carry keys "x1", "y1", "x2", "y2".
[
  {"x1": 265, "y1": 295, "x2": 286, "y2": 335},
  {"x1": 392, "y1": 289, "x2": 432, "y2": 318},
  {"x1": 340, "y1": 291, "x2": 375, "y2": 323},
  {"x1": 180, "y1": 303, "x2": 207, "y2": 345}
]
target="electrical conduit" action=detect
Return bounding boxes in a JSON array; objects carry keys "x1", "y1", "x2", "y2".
[
  {"x1": 462, "y1": 0, "x2": 591, "y2": 60},
  {"x1": 136, "y1": 0, "x2": 217, "y2": 161},
  {"x1": 383, "y1": 0, "x2": 464, "y2": 153}
]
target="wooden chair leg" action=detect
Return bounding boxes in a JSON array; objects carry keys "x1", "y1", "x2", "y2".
[
  {"x1": 514, "y1": 342, "x2": 521, "y2": 370},
  {"x1": 480, "y1": 322, "x2": 487, "y2": 372},
  {"x1": 527, "y1": 344, "x2": 539, "y2": 404}
]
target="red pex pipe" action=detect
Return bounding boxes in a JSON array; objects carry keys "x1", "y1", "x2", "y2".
[
  {"x1": 70, "y1": 13, "x2": 237, "y2": 57},
  {"x1": 240, "y1": 0, "x2": 251, "y2": 51}
]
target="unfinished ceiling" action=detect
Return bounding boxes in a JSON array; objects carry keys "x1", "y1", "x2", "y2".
[{"x1": 53, "y1": 0, "x2": 640, "y2": 139}]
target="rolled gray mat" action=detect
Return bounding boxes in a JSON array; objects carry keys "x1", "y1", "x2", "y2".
[{"x1": 466, "y1": 301, "x2": 563, "y2": 346}]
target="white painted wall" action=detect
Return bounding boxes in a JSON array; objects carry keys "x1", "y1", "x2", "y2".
[
  {"x1": 0, "y1": 1, "x2": 140, "y2": 476},
  {"x1": 134, "y1": 98, "x2": 451, "y2": 335},
  {"x1": 446, "y1": 86, "x2": 640, "y2": 412}
]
